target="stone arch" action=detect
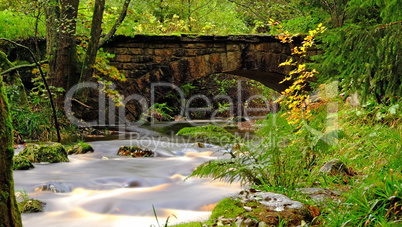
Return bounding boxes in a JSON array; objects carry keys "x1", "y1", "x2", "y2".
[{"x1": 101, "y1": 35, "x2": 299, "y2": 118}]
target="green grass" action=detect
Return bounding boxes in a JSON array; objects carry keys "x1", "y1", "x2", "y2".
[{"x1": 0, "y1": 10, "x2": 46, "y2": 39}]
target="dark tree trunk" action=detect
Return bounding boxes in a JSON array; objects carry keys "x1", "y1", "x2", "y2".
[
  {"x1": 49, "y1": 0, "x2": 79, "y2": 93},
  {"x1": 82, "y1": 0, "x2": 106, "y2": 82},
  {"x1": 44, "y1": 0, "x2": 60, "y2": 88},
  {"x1": 82, "y1": 0, "x2": 131, "y2": 82},
  {"x1": 0, "y1": 76, "x2": 22, "y2": 227}
]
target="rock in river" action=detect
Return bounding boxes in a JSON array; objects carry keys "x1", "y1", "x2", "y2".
[
  {"x1": 117, "y1": 146, "x2": 154, "y2": 157},
  {"x1": 18, "y1": 143, "x2": 69, "y2": 163}
]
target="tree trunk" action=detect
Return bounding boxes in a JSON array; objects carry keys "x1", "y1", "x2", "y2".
[
  {"x1": 46, "y1": 0, "x2": 80, "y2": 95},
  {"x1": 81, "y1": 0, "x2": 106, "y2": 82},
  {"x1": 0, "y1": 76, "x2": 22, "y2": 227},
  {"x1": 44, "y1": 0, "x2": 60, "y2": 88}
]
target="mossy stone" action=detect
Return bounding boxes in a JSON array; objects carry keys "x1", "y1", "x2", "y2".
[
  {"x1": 18, "y1": 143, "x2": 69, "y2": 163},
  {"x1": 13, "y1": 155, "x2": 34, "y2": 170},
  {"x1": 18, "y1": 199, "x2": 46, "y2": 213},
  {"x1": 117, "y1": 146, "x2": 154, "y2": 157},
  {"x1": 66, "y1": 142, "x2": 94, "y2": 155},
  {"x1": 208, "y1": 197, "x2": 244, "y2": 222}
]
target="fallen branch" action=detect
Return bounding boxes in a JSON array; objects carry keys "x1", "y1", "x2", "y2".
[
  {"x1": 71, "y1": 98, "x2": 92, "y2": 109},
  {"x1": 0, "y1": 60, "x2": 48, "y2": 76}
]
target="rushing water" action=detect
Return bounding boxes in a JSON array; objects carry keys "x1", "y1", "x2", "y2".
[{"x1": 13, "y1": 124, "x2": 243, "y2": 227}]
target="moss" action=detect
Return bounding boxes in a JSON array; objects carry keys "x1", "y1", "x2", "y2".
[
  {"x1": 0, "y1": 64, "x2": 23, "y2": 226},
  {"x1": 208, "y1": 197, "x2": 244, "y2": 222},
  {"x1": 17, "y1": 198, "x2": 45, "y2": 213},
  {"x1": 13, "y1": 156, "x2": 34, "y2": 170},
  {"x1": 18, "y1": 143, "x2": 69, "y2": 163},
  {"x1": 66, "y1": 142, "x2": 94, "y2": 155},
  {"x1": 117, "y1": 146, "x2": 154, "y2": 157}
]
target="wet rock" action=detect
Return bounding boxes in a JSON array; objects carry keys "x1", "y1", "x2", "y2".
[
  {"x1": 35, "y1": 181, "x2": 71, "y2": 193},
  {"x1": 66, "y1": 142, "x2": 94, "y2": 155},
  {"x1": 13, "y1": 130, "x2": 25, "y2": 145},
  {"x1": 174, "y1": 115, "x2": 187, "y2": 121},
  {"x1": 18, "y1": 198, "x2": 46, "y2": 213},
  {"x1": 238, "y1": 190, "x2": 303, "y2": 212},
  {"x1": 238, "y1": 120, "x2": 256, "y2": 131},
  {"x1": 297, "y1": 187, "x2": 342, "y2": 202},
  {"x1": 231, "y1": 116, "x2": 249, "y2": 123},
  {"x1": 320, "y1": 159, "x2": 352, "y2": 176},
  {"x1": 13, "y1": 155, "x2": 34, "y2": 170},
  {"x1": 345, "y1": 92, "x2": 360, "y2": 107},
  {"x1": 117, "y1": 146, "x2": 154, "y2": 157},
  {"x1": 18, "y1": 143, "x2": 69, "y2": 163},
  {"x1": 209, "y1": 189, "x2": 313, "y2": 226},
  {"x1": 192, "y1": 142, "x2": 205, "y2": 148},
  {"x1": 217, "y1": 216, "x2": 236, "y2": 226}
]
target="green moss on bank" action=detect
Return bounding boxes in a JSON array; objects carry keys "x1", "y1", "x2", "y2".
[
  {"x1": 66, "y1": 142, "x2": 94, "y2": 155},
  {"x1": 18, "y1": 143, "x2": 69, "y2": 163},
  {"x1": 13, "y1": 156, "x2": 34, "y2": 170}
]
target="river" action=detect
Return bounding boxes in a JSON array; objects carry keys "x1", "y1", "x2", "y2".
[{"x1": 13, "y1": 124, "x2": 243, "y2": 227}]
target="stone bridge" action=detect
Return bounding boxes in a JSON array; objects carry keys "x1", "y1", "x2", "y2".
[
  {"x1": 103, "y1": 35, "x2": 305, "y2": 94},
  {"x1": 97, "y1": 35, "x2": 310, "y2": 120}
]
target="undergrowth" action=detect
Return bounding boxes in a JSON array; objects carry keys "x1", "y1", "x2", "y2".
[{"x1": 174, "y1": 101, "x2": 401, "y2": 226}]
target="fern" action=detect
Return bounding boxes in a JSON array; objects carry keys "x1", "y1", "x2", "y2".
[{"x1": 180, "y1": 115, "x2": 318, "y2": 188}]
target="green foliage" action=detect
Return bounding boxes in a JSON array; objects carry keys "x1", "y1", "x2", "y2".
[
  {"x1": 0, "y1": 10, "x2": 45, "y2": 39},
  {"x1": 178, "y1": 116, "x2": 322, "y2": 188},
  {"x1": 16, "y1": 189, "x2": 45, "y2": 213},
  {"x1": 208, "y1": 197, "x2": 244, "y2": 223},
  {"x1": 18, "y1": 143, "x2": 69, "y2": 163},
  {"x1": 13, "y1": 156, "x2": 34, "y2": 170},
  {"x1": 322, "y1": 169, "x2": 402, "y2": 226},
  {"x1": 141, "y1": 103, "x2": 174, "y2": 122},
  {"x1": 5, "y1": 82, "x2": 68, "y2": 141},
  {"x1": 177, "y1": 124, "x2": 236, "y2": 142},
  {"x1": 2, "y1": 0, "x2": 325, "y2": 38},
  {"x1": 66, "y1": 141, "x2": 94, "y2": 155},
  {"x1": 315, "y1": 1, "x2": 402, "y2": 105}
]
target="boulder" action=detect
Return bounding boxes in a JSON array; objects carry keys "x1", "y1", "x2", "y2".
[
  {"x1": 191, "y1": 142, "x2": 205, "y2": 148},
  {"x1": 209, "y1": 189, "x2": 314, "y2": 226},
  {"x1": 18, "y1": 143, "x2": 69, "y2": 163},
  {"x1": 297, "y1": 187, "x2": 342, "y2": 203},
  {"x1": 13, "y1": 155, "x2": 34, "y2": 170},
  {"x1": 320, "y1": 159, "x2": 353, "y2": 176},
  {"x1": 117, "y1": 146, "x2": 154, "y2": 157},
  {"x1": 18, "y1": 198, "x2": 46, "y2": 213},
  {"x1": 35, "y1": 181, "x2": 71, "y2": 193},
  {"x1": 66, "y1": 142, "x2": 94, "y2": 155}
]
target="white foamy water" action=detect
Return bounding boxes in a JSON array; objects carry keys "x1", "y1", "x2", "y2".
[{"x1": 13, "y1": 136, "x2": 242, "y2": 227}]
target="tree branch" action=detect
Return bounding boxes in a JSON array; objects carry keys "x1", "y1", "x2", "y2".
[
  {"x1": 99, "y1": 0, "x2": 131, "y2": 47},
  {"x1": 226, "y1": 0, "x2": 267, "y2": 22},
  {"x1": 0, "y1": 60, "x2": 48, "y2": 76}
]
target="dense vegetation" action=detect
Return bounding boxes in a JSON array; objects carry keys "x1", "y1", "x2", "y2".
[{"x1": 0, "y1": 0, "x2": 401, "y2": 226}]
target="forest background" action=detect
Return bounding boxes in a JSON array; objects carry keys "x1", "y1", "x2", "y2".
[{"x1": 0, "y1": 0, "x2": 401, "y2": 226}]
